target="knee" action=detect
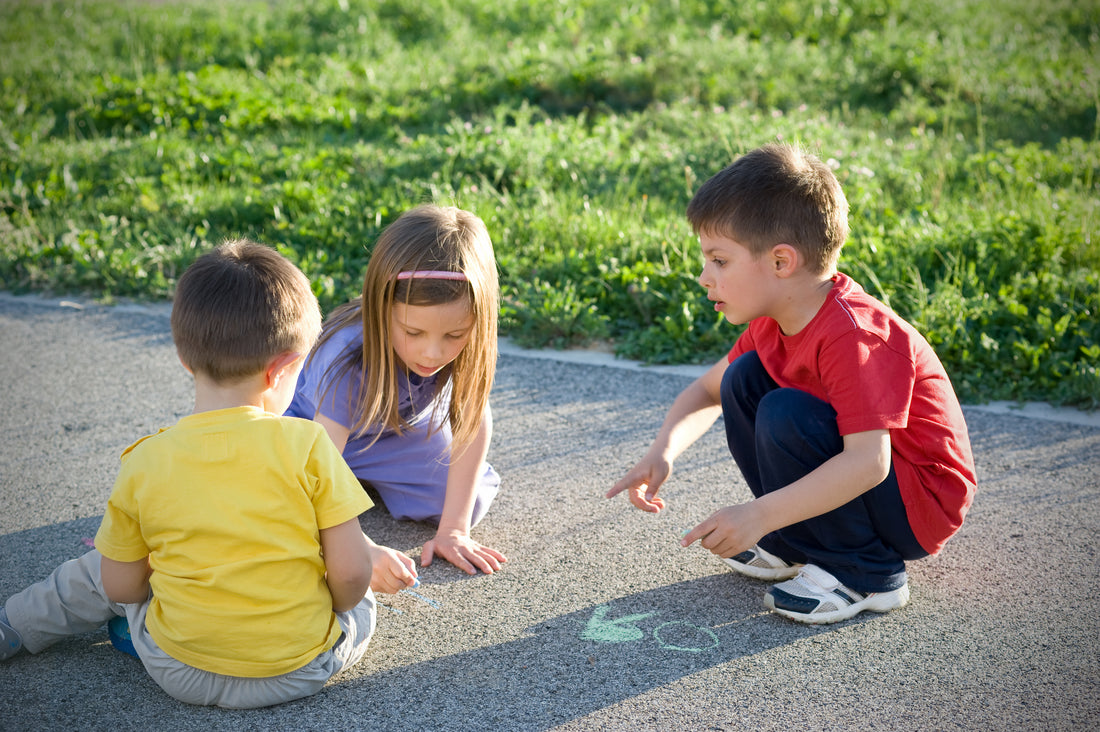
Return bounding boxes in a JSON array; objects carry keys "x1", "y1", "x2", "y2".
[
  {"x1": 758, "y1": 387, "x2": 812, "y2": 419},
  {"x1": 721, "y1": 351, "x2": 765, "y2": 399},
  {"x1": 756, "y1": 389, "x2": 838, "y2": 447},
  {"x1": 755, "y1": 389, "x2": 796, "y2": 441}
]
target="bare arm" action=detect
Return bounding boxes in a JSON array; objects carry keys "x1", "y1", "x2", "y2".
[
  {"x1": 317, "y1": 406, "x2": 505, "y2": 575},
  {"x1": 422, "y1": 406, "x2": 508, "y2": 574},
  {"x1": 314, "y1": 413, "x2": 350, "y2": 453},
  {"x1": 684, "y1": 429, "x2": 893, "y2": 558},
  {"x1": 100, "y1": 555, "x2": 152, "y2": 605},
  {"x1": 319, "y1": 517, "x2": 373, "y2": 612},
  {"x1": 606, "y1": 356, "x2": 728, "y2": 512}
]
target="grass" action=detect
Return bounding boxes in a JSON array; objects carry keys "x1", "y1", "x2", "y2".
[{"x1": 0, "y1": 0, "x2": 1097, "y2": 409}]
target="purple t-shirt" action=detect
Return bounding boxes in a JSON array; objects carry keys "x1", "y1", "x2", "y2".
[{"x1": 285, "y1": 323, "x2": 499, "y2": 525}]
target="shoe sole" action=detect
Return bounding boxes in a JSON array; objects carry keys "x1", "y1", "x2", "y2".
[{"x1": 765, "y1": 584, "x2": 910, "y2": 624}]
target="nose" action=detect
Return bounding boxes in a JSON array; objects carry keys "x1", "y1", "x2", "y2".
[
  {"x1": 697, "y1": 266, "x2": 711, "y2": 289},
  {"x1": 424, "y1": 337, "x2": 446, "y2": 361}
]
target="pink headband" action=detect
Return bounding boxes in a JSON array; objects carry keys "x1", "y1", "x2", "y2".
[{"x1": 395, "y1": 270, "x2": 468, "y2": 281}]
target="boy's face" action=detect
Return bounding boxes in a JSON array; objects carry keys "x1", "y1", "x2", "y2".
[{"x1": 697, "y1": 232, "x2": 777, "y2": 326}]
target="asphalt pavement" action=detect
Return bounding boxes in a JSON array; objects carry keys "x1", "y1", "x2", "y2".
[{"x1": 1, "y1": 292, "x2": 1098, "y2": 731}]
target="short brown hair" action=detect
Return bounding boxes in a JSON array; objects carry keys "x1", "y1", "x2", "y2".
[
  {"x1": 686, "y1": 143, "x2": 849, "y2": 274},
  {"x1": 171, "y1": 239, "x2": 321, "y2": 382}
]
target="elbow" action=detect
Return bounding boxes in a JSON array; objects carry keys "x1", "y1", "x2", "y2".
[
  {"x1": 106, "y1": 589, "x2": 148, "y2": 605},
  {"x1": 330, "y1": 580, "x2": 371, "y2": 613},
  {"x1": 103, "y1": 579, "x2": 150, "y2": 605},
  {"x1": 843, "y1": 430, "x2": 894, "y2": 491},
  {"x1": 328, "y1": 563, "x2": 373, "y2": 613},
  {"x1": 874, "y1": 452, "x2": 893, "y2": 487},
  {"x1": 100, "y1": 557, "x2": 151, "y2": 605},
  {"x1": 861, "y1": 432, "x2": 893, "y2": 488}
]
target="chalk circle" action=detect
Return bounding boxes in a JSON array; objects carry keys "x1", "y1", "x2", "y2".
[{"x1": 652, "y1": 621, "x2": 719, "y2": 653}]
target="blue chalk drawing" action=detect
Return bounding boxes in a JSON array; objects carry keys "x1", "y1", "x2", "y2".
[
  {"x1": 652, "y1": 620, "x2": 720, "y2": 653},
  {"x1": 399, "y1": 588, "x2": 442, "y2": 609},
  {"x1": 582, "y1": 604, "x2": 719, "y2": 652},
  {"x1": 582, "y1": 605, "x2": 657, "y2": 642}
]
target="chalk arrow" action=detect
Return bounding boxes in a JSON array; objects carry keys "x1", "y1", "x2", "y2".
[{"x1": 581, "y1": 604, "x2": 657, "y2": 643}]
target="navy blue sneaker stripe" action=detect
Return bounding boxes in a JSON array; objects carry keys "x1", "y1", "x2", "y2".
[
  {"x1": 769, "y1": 587, "x2": 821, "y2": 614},
  {"x1": 831, "y1": 587, "x2": 863, "y2": 605}
]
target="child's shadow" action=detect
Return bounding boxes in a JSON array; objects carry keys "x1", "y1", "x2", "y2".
[
  {"x1": 323, "y1": 573, "x2": 837, "y2": 731},
  {"x1": 0, "y1": 518, "x2": 873, "y2": 730}
]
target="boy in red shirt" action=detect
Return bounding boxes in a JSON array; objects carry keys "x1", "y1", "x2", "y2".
[{"x1": 608, "y1": 143, "x2": 976, "y2": 624}]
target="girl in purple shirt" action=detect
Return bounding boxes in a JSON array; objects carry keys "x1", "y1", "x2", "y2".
[{"x1": 287, "y1": 205, "x2": 505, "y2": 576}]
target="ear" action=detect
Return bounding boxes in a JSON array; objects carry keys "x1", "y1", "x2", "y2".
[
  {"x1": 176, "y1": 351, "x2": 194, "y2": 375},
  {"x1": 265, "y1": 351, "x2": 303, "y2": 389},
  {"x1": 770, "y1": 244, "x2": 800, "y2": 278}
]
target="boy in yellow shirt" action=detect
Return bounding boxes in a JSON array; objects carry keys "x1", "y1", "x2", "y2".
[{"x1": 0, "y1": 240, "x2": 417, "y2": 707}]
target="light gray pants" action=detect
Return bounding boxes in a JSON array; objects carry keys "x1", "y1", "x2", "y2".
[{"x1": 4, "y1": 550, "x2": 376, "y2": 709}]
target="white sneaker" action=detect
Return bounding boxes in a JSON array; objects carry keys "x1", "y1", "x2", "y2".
[
  {"x1": 721, "y1": 544, "x2": 802, "y2": 580},
  {"x1": 765, "y1": 564, "x2": 909, "y2": 624}
]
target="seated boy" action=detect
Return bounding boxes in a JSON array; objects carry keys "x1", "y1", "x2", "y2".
[
  {"x1": 608, "y1": 143, "x2": 976, "y2": 624},
  {"x1": 0, "y1": 240, "x2": 417, "y2": 707}
]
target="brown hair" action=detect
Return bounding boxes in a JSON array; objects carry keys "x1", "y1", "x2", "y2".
[
  {"x1": 686, "y1": 143, "x2": 849, "y2": 274},
  {"x1": 171, "y1": 239, "x2": 321, "y2": 382},
  {"x1": 313, "y1": 205, "x2": 499, "y2": 453}
]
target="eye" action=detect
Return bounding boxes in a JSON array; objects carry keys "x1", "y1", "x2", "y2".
[{"x1": 711, "y1": 257, "x2": 726, "y2": 266}]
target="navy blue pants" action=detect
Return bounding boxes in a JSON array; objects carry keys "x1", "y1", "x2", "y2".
[{"x1": 720, "y1": 352, "x2": 927, "y2": 592}]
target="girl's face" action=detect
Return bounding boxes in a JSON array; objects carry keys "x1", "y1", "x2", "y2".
[{"x1": 389, "y1": 298, "x2": 475, "y2": 377}]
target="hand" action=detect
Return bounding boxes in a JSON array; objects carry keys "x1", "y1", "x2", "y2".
[
  {"x1": 680, "y1": 502, "x2": 766, "y2": 559},
  {"x1": 605, "y1": 455, "x2": 670, "y2": 513},
  {"x1": 422, "y1": 528, "x2": 507, "y2": 575},
  {"x1": 366, "y1": 543, "x2": 419, "y2": 594}
]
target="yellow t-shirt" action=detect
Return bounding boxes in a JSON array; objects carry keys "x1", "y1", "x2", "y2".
[{"x1": 94, "y1": 406, "x2": 373, "y2": 677}]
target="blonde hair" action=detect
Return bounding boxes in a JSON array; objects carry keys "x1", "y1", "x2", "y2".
[
  {"x1": 171, "y1": 239, "x2": 321, "y2": 382},
  {"x1": 314, "y1": 205, "x2": 499, "y2": 453},
  {"x1": 686, "y1": 143, "x2": 849, "y2": 275}
]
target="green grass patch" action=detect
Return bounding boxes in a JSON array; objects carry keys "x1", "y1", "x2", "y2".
[{"x1": 1, "y1": 0, "x2": 1097, "y2": 408}]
